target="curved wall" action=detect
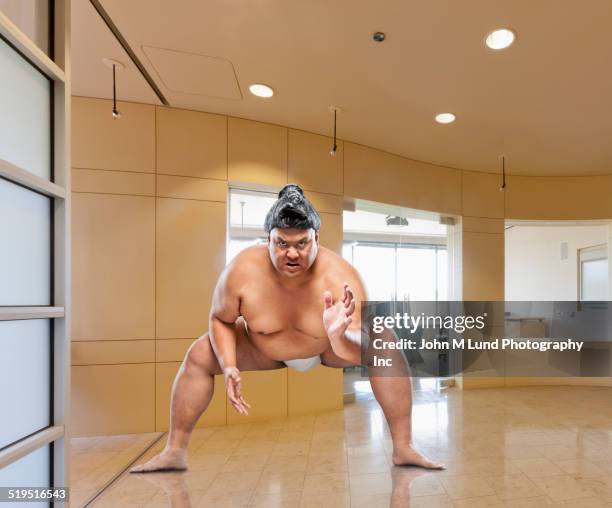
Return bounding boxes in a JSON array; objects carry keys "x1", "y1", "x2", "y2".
[{"x1": 70, "y1": 97, "x2": 611, "y2": 435}]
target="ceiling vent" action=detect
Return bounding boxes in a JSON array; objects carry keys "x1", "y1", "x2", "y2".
[{"x1": 142, "y1": 45, "x2": 242, "y2": 100}]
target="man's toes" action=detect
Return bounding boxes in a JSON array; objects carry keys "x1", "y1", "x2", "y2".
[
  {"x1": 131, "y1": 459, "x2": 160, "y2": 473},
  {"x1": 392, "y1": 450, "x2": 446, "y2": 470},
  {"x1": 130, "y1": 458, "x2": 161, "y2": 473},
  {"x1": 426, "y1": 460, "x2": 445, "y2": 470},
  {"x1": 416, "y1": 456, "x2": 445, "y2": 469}
]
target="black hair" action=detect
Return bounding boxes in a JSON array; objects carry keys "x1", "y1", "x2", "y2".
[{"x1": 264, "y1": 184, "x2": 321, "y2": 233}]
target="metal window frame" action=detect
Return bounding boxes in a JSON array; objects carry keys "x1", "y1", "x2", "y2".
[{"x1": 0, "y1": 0, "x2": 70, "y2": 491}]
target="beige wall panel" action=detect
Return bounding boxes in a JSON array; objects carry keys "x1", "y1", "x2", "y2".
[
  {"x1": 72, "y1": 97, "x2": 155, "y2": 173},
  {"x1": 461, "y1": 171, "x2": 504, "y2": 219},
  {"x1": 156, "y1": 363, "x2": 226, "y2": 430},
  {"x1": 288, "y1": 130, "x2": 343, "y2": 195},
  {"x1": 72, "y1": 193, "x2": 155, "y2": 340},
  {"x1": 228, "y1": 117, "x2": 288, "y2": 186},
  {"x1": 288, "y1": 365, "x2": 343, "y2": 416},
  {"x1": 72, "y1": 168, "x2": 155, "y2": 196},
  {"x1": 156, "y1": 107, "x2": 227, "y2": 179},
  {"x1": 71, "y1": 364, "x2": 155, "y2": 436},
  {"x1": 506, "y1": 175, "x2": 612, "y2": 220},
  {"x1": 156, "y1": 198, "x2": 226, "y2": 338},
  {"x1": 344, "y1": 143, "x2": 461, "y2": 215},
  {"x1": 318, "y1": 212, "x2": 343, "y2": 254},
  {"x1": 462, "y1": 217, "x2": 504, "y2": 234},
  {"x1": 304, "y1": 191, "x2": 343, "y2": 214},
  {"x1": 156, "y1": 339, "x2": 196, "y2": 362},
  {"x1": 157, "y1": 175, "x2": 227, "y2": 202},
  {"x1": 226, "y1": 370, "x2": 288, "y2": 424},
  {"x1": 72, "y1": 340, "x2": 155, "y2": 366},
  {"x1": 462, "y1": 232, "x2": 504, "y2": 301}
]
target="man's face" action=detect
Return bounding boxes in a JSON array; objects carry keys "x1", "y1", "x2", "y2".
[{"x1": 268, "y1": 228, "x2": 319, "y2": 277}]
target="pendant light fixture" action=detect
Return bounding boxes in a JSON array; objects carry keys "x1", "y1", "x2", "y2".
[
  {"x1": 500, "y1": 155, "x2": 507, "y2": 191},
  {"x1": 103, "y1": 58, "x2": 124, "y2": 119},
  {"x1": 329, "y1": 106, "x2": 341, "y2": 156}
]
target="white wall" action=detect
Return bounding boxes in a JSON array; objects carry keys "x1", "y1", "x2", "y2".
[{"x1": 505, "y1": 224, "x2": 608, "y2": 300}]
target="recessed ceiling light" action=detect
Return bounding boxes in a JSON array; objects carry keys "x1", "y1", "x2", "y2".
[
  {"x1": 435, "y1": 113, "x2": 456, "y2": 124},
  {"x1": 249, "y1": 83, "x2": 274, "y2": 98},
  {"x1": 485, "y1": 28, "x2": 515, "y2": 50}
]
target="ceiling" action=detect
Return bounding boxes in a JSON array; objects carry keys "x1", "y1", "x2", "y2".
[{"x1": 71, "y1": 0, "x2": 612, "y2": 176}]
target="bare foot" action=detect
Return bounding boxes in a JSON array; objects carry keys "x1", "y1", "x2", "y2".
[
  {"x1": 130, "y1": 448, "x2": 188, "y2": 473},
  {"x1": 392, "y1": 445, "x2": 445, "y2": 469}
]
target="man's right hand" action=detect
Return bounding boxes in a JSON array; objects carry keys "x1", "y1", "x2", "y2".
[{"x1": 223, "y1": 366, "x2": 251, "y2": 415}]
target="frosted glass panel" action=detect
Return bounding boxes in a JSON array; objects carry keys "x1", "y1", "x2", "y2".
[
  {"x1": 0, "y1": 320, "x2": 50, "y2": 449},
  {"x1": 397, "y1": 247, "x2": 437, "y2": 301},
  {"x1": 0, "y1": 36, "x2": 51, "y2": 179},
  {"x1": 229, "y1": 189, "x2": 276, "y2": 228},
  {"x1": 0, "y1": 446, "x2": 50, "y2": 507},
  {"x1": 228, "y1": 238, "x2": 263, "y2": 263},
  {"x1": 581, "y1": 259, "x2": 609, "y2": 301},
  {"x1": 353, "y1": 244, "x2": 395, "y2": 300},
  {"x1": 437, "y1": 249, "x2": 448, "y2": 300},
  {"x1": 0, "y1": 178, "x2": 51, "y2": 305},
  {"x1": 0, "y1": 1, "x2": 49, "y2": 54}
]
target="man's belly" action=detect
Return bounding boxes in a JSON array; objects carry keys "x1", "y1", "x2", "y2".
[{"x1": 246, "y1": 327, "x2": 330, "y2": 361}]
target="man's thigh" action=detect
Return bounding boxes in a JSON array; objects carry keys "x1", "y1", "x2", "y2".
[
  {"x1": 320, "y1": 347, "x2": 359, "y2": 369},
  {"x1": 234, "y1": 318, "x2": 285, "y2": 372},
  {"x1": 192, "y1": 318, "x2": 284, "y2": 374}
]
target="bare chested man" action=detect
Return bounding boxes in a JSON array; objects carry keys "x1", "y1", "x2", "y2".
[{"x1": 132, "y1": 184, "x2": 443, "y2": 473}]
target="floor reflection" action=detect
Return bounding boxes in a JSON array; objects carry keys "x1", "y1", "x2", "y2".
[
  {"x1": 125, "y1": 464, "x2": 440, "y2": 508},
  {"x1": 91, "y1": 385, "x2": 612, "y2": 507},
  {"x1": 70, "y1": 432, "x2": 162, "y2": 507}
]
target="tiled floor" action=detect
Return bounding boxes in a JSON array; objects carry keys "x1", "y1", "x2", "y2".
[
  {"x1": 70, "y1": 432, "x2": 162, "y2": 507},
  {"x1": 90, "y1": 385, "x2": 612, "y2": 507}
]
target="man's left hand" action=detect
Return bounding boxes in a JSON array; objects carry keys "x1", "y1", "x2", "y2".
[{"x1": 323, "y1": 283, "x2": 356, "y2": 343}]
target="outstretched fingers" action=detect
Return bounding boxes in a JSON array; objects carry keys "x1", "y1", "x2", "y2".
[
  {"x1": 323, "y1": 290, "x2": 333, "y2": 309},
  {"x1": 334, "y1": 314, "x2": 352, "y2": 337},
  {"x1": 227, "y1": 376, "x2": 249, "y2": 415},
  {"x1": 343, "y1": 283, "x2": 356, "y2": 317},
  {"x1": 229, "y1": 392, "x2": 248, "y2": 415},
  {"x1": 234, "y1": 379, "x2": 251, "y2": 412}
]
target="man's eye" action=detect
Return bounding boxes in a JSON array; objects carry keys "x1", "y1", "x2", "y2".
[{"x1": 298, "y1": 241, "x2": 306, "y2": 247}]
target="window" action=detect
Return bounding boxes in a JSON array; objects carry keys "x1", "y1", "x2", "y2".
[
  {"x1": 343, "y1": 242, "x2": 447, "y2": 301},
  {"x1": 0, "y1": 35, "x2": 51, "y2": 180},
  {"x1": 0, "y1": 178, "x2": 51, "y2": 305},
  {"x1": 0, "y1": 8, "x2": 69, "y2": 491},
  {"x1": 227, "y1": 188, "x2": 275, "y2": 262},
  {"x1": 343, "y1": 209, "x2": 447, "y2": 301},
  {"x1": 0, "y1": 0, "x2": 50, "y2": 55},
  {"x1": 579, "y1": 245, "x2": 609, "y2": 301}
]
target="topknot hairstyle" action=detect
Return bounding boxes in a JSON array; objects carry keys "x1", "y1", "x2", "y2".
[{"x1": 264, "y1": 184, "x2": 321, "y2": 233}]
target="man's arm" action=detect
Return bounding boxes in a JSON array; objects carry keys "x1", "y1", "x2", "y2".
[{"x1": 208, "y1": 264, "x2": 250, "y2": 415}]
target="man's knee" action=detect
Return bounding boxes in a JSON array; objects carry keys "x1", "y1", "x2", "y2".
[{"x1": 184, "y1": 334, "x2": 219, "y2": 374}]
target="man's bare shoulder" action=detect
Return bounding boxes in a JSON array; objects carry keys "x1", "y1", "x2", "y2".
[
  {"x1": 316, "y1": 246, "x2": 361, "y2": 280},
  {"x1": 225, "y1": 244, "x2": 271, "y2": 278}
]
